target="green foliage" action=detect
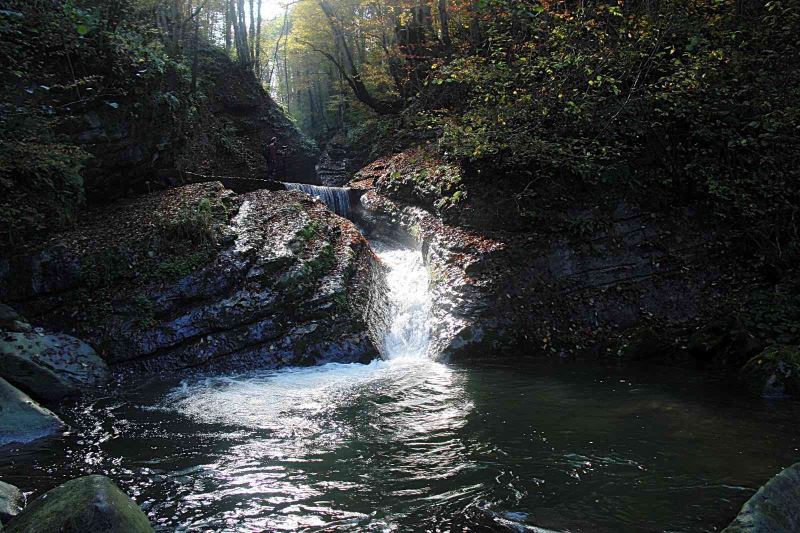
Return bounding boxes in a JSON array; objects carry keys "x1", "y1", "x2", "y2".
[
  {"x1": 429, "y1": 0, "x2": 799, "y2": 263},
  {"x1": 333, "y1": 292, "x2": 349, "y2": 312},
  {"x1": 131, "y1": 294, "x2": 157, "y2": 329},
  {"x1": 215, "y1": 121, "x2": 239, "y2": 154},
  {"x1": 739, "y1": 283, "x2": 800, "y2": 346},
  {"x1": 157, "y1": 196, "x2": 228, "y2": 247},
  {"x1": 82, "y1": 248, "x2": 130, "y2": 289},
  {"x1": 377, "y1": 147, "x2": 467, "y2": 212},
  {"x1": 155, "y1": 250, "x2": 214, "y2": 281},
  {"x1": 0, "y1": 0, "x2": 195, "y2": 249},
  {"x1": 0, "y1": 138, "x2": 88, "y2": 247},
  {"x1": 296, "y1": 220, "x2": 322, "y2": 242},
  {"x1": 301, "y1": 243, "x2": 336, "y2": 280}
]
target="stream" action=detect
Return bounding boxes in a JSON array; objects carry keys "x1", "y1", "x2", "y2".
[{"x1": 1, "y1": 200, "x2": 799, "y2": 532}]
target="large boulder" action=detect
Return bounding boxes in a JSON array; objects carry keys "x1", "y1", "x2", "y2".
[
  {"x1": 0, "y1": 331, "x2": 109, "y2": 401},
  {"x1": 0, "y1": 481, "x2": 22, "y2": 524},
  {"x1": 0, "y1": 306, "x2": 29, "y2": 334},
  {"x1": 5, "y1": 475, "x2": 153, "y2": 533},
  {"x1": 0, "y1": 378, "x2": 62, "y2": 447},
  {"x1": 740, "y1": 345, "x2": 800, "y2": 399},
  {"x1": 723, "y1": 462, "x2": 800, "y2": 532},
  {"x1": 0, "y1": 183, "x2": 387, "y2": 374}
]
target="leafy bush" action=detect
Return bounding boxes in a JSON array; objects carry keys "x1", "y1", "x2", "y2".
[
  {"x1": 425, "y1": 0, "x2": 799, "y2": 264},
  {"x1": 0, "y1": 137, "x2": 88, "y2": 247},
  {"x1": 157, "y1": 196, "x2": 229, "y2": 247}
]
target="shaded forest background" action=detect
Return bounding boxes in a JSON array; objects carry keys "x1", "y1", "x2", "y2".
[{"x1": 1, "y1": 0, "x2": 798, "y2": 274}]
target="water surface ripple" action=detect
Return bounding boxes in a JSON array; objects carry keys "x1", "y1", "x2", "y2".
[{"x1": 0, "y1": 243, "x2": 798, "y2": 532}]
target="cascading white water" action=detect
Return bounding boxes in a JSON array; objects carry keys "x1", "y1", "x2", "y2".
[
  {"x1": 283, "y1": 182, "x2": 351, "y2": 218},
  {"x1": 372, "y1": 240, "x2": 432, "y2": 360},
  {"x1": 282, "y1": 181, "x2": 431, "y2": 359}
]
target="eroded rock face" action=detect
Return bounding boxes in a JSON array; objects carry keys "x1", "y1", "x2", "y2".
[
  {"x1": 5, "y1": 475, "x2": 153, "y2": 533},
  {"x1": 723, "y1": 462, "x2": 800, "y2": 532},
  {"x1": 0, "y1": 378, "x2": 62, "y2": 447},
  {"x1": 355, "y1": 164, "x2": 731, "y2": 361},
  {"x1": 0, "y1": 183, "x2": 386, "y2": 374},
  {"x1": 0, "y1": 332, "x2": 109, "y2": 401}
]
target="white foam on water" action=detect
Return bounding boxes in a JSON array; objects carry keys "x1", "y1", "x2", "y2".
[
  {"x1": 166, "y1": 238, "x2": 436, "y2": 429},
  {"x1": 375, "y1": 244, "x2": 432, "y2": 360}
]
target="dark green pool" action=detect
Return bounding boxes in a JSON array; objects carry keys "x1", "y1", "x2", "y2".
[{"x1": 1, "y1": 357, "x2": 798, "y2": 532}]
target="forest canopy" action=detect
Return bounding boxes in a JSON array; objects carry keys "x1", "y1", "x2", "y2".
[{"x1": 1, "y1": 0, "x2": 798, "y2": 266}]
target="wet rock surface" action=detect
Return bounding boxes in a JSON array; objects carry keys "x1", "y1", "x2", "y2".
[
  {"x1": 0, "y1": 183, "x2": 386, "y2": 375},
  {"x1": 0, "y1": 378, "x2": 63, "y2": 448},
  {"x1": 5, "y1": 475, "x2": 153, "y2": 533},
  {"x1": 722, "y1": 462, "x2": 800, "y2": 533},
  {"x1": 353, "y1": 157, "x2": 737, "y2": 360},
  {"x1": 0, "y1": 331, "x2": 109, "y2": 401},
  {"x1": 0, "y1": 306, "x2": 29, "y2": 334},
  {"x1": 0, "y1": 481, "x2": 22, "y2": 524}
]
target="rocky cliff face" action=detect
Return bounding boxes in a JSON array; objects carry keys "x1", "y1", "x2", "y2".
[
  {"x1": 352, "y1": 149, "x2": 745, "y2": 362},
  {"x1": 0, "y1": 183, "x2": 387, "y2": 374},
  {"x1": 68, "y1": 48, "x2": 319, "y2": 202},
  {"x1": 1, "y1": 2, "x2": 318, "y2": 250}
]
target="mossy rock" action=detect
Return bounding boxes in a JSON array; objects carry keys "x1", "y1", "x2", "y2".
[
  {"x1": 0, "y1": 305, "x2": 29, "y2": 333},
  {"x1": 5, "y1": 475, "x2": 153, "y2": 533},
  {"x1": 739, "y1": 345, "x2": 800, "y2": 399},
  {"x1": 688, "y1": 317, "x2": 763, "y2": 367}
]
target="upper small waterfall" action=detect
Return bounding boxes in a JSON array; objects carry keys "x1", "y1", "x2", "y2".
[{"x1": 283, "y1": 183, "x2": 352, "y2": 218}]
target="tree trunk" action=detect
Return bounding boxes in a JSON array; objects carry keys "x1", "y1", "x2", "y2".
[
  {"x1": 438, "y1": 0, "x2": 451, "y2": 50},
  {"x1": 191, "y1": 2, "x2": 200, "y2": 93},
  {"x1": 248, "y1": 0, "x2": 256, "y2": 63},
  {"x1": 255, "y1": 0, "x2": 263, "y2": 78},
  {"x1": 317, "y1": 0, "x2": 401, "y2": 115},
  {"x1": 232, "y1": 0, "x2": 250, "y2": 68},
  {"x1": 469, "y1": 0, "x2": 481, "y2": 48},
  {"x1": 225, "y1": 0, "x2": 232, "y2": 54},
  {"x1": 284, "y1": 39, "x2": 291, "y2": 114}
]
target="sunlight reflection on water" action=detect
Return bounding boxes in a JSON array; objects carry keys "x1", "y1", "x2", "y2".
[{"x1": 2, "y1": 242, "x2": 800, "y2": 532}]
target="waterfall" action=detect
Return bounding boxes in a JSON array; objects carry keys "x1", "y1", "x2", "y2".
[
  {"x1": 283, "y1": 182, "x2": 352, "y2": 218},
  {"x1": 371, "y1": 240, "x2": 432, "y2": 360},
  {"x1": 282, "y1": 181, "x2": 430, "y2": 360}
]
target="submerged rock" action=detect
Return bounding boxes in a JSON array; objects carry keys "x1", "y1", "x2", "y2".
[
  {"x1": 0, "y1": 183, "x2": 387, "y2": 374},
  {"x1": 5, "y1": 475, "x2": 153, "y2": 533},
  {"x1": 740, "y1": 345, "x2": 800, "y2": 399},
  {"x1": 0, "y1": 378, "x2": 62, "y2": 447},
  {"x1": 722, "y1": 462, "x2": 800, "y2": 532},
  {"x1": 0, "y1": 481, "x2": 22, "y2": 524},
  {"x1": 0, "y1": 331, "x2": 109, "y2": 401}
]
